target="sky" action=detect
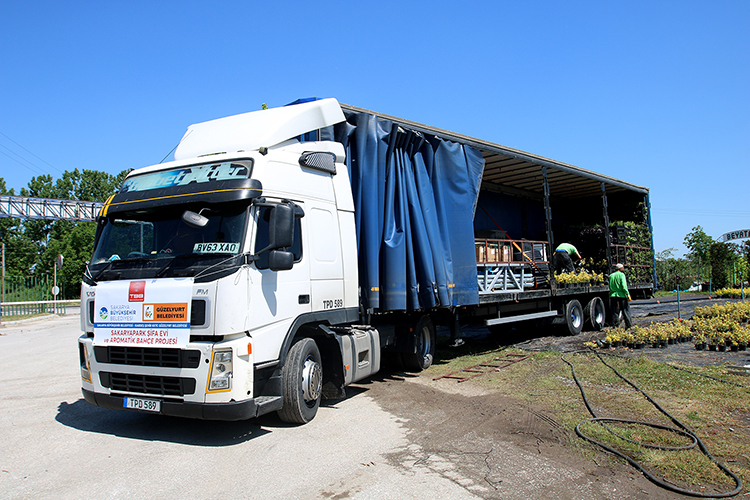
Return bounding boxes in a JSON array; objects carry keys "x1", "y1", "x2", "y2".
[{"x1": 1, "y1": 1, "x2": 748, "y2": 257}]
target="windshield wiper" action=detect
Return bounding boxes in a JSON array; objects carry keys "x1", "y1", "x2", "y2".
[
  {"x1": 155, "y1": 254, "x2": 195, "y2": 278},
  {"x1": 92, "y1": 260, "x2": 115, "y2": 282}
]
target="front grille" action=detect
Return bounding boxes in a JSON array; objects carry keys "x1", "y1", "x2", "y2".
[
  {"x1": 100, "y1": 372, "x2": 196, "y2": 396},
  {"x1": 94, "y1": 346, "x2": 201, "y2": 368},
  {"x1": 191, "y1": 299, "x2": 207, "y2": 326}
]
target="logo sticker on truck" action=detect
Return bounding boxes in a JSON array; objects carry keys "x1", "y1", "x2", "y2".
[{"x1": 128, "y1": 281, "x2": 145, "y2": 302}]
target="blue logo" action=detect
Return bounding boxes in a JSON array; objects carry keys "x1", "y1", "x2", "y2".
[{"x1": 99, "y1": 307, "x2": 108, "y2": 320}]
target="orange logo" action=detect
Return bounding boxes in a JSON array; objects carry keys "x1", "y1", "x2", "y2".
[{"x1": 143, "y1": 303, "x2": 188, "y2": 322}]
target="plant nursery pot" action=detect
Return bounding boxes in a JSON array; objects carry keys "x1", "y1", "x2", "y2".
[
  {"x1": 708, "y1": 344, "x2": 717, "y2": 351},
  {"x1": 718, "y1": 345, "x2": 727, "y2": 352},
  {"x1": 652, "y1": 343, "x2": 659, "y2": 348},
  {"x1": 635, "y1": 343, "x2": 645, "y2": 349},
  {"x1": 627, "y1": 343, "x2": 635, "y2": 349},
  {"x1": 695, "y1": 343, "x2": 706, "y2": 351},
  {"x1": 601, "y1": 342, "x2": 611, "y2": 349},
  {"x1": 613, "y1": 341, "x2": 622, "y2": 347},
  {"x1": 730, "y1": 345, "x2": 739, "y2": 352},
  {"x1": 667, "y1": 339, "x2": 675, "y2": 345},
  {"x1": 659, "y1": 341, "x2": 667, "y2": 348},
  {"x1": 739, "y1": 344, "x2": 747, "y2": 351}
]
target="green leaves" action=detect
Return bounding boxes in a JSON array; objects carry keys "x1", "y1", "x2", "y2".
[{"x1": 1, "y1": 168, "x2": 128, "y2": 298}]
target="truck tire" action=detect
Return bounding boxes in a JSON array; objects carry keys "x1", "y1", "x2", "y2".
[
  {"x1": 278, "y1": 338, "x2": 323, "y2": 424},
  {"x1": 584, "y1": 297, "x2": 606, "y2": 331},
  {"x1": 401, "y1": 315, "x2": 436, "y2": 372},
  {"x1": 564, "y1": 299, "x2": 583, "y2": 335}
]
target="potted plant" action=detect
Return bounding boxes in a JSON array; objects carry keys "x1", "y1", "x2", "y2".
[
  {"x1": 655, "y1": 326, "x2": 669, "y2": 348},
  {"x1": 694, "y1": 332, "x2": 706, "y2": 351},
  {"x1": 728, "y1": 331, "x2": 740, "y2": 352},
  {"x1": 717, "y1": 338, "x2": 727, "y2": 352},
  {"x1": 633, "y1": 326, "x2": 647, "y2": 349},
  {"x1": 737, "y1": 325, "x2": 749, "y2": 351},
  {"x1": 555, "y1": 272, "x2": 573, "y2": 288},
  {"x1": 606, "y1": 331, "x2": 622, "y2": 348},
  {"x1": 621, "y1": 330, "x2": 635, "y2": 349}
]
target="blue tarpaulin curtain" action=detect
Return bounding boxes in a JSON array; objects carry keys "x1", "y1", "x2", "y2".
[{"x1": 321, "y1": 110, "x2": 484, "y2": 312}]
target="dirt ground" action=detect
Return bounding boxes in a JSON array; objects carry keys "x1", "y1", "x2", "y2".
[{"x1": 355, "y1": 297, "x2": 749, "y2": 499}]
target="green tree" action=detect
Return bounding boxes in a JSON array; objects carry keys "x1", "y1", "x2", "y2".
[
  {"x1": 42, "y1": 223, "x2": 97, "y2": 299},
  {"x1": 655, "y1": 248, "x2": 697, "y2": 291},
  {"x1": 709, "y1": 242, "x2": 738, "y2": 290},
  {"x1": 1, "y1": 178, "x2": 40, "y2": 276},
  {"x1": 683, "y1": 225, "x2": 713, "y2": 282},
  {"x1": 32, "y1": 169, "x2": 127, "y2": 297},
  {"x1": 2, "y1": 169, "x2": 127, "y2": 298}
]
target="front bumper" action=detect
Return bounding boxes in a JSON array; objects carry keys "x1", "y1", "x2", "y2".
[{"x1": 82, "y1": 388, "x2": 268, "y2": 421}]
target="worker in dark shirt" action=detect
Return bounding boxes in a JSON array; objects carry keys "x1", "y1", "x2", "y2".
[
  {"x1": 553, "y1": 243, "x2": 582, "y2": 274},
  {"x1": 609, "y1": 263, "x2": 633, "y2": 328}
]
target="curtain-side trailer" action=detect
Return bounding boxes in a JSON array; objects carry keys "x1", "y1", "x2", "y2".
[{"x1": 79, "y1": 98, "x2": 654, "y2": 424}]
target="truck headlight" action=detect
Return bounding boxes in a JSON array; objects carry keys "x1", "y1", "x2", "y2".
[
  {"x1": 207, "y1": 349, "x2": 233, "y2": 392},
  {"x1": 79, "y1": 342, "x2": 92, "y2": 383}
]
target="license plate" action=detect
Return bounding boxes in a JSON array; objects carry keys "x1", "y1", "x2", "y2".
[{"x1": 123, "y1": 396, "x2": 161, "y2": 412}]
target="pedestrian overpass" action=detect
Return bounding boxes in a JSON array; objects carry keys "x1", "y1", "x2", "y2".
[{"x1": 0, "y1": 195, "x2": 102, "y2": 221}]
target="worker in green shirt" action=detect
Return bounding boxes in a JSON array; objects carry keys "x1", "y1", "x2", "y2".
[
  {"x1": 609, "y1": 263, "x2": 633, "y2": 328},
  {"x1": 554, "y1": 243, "x2": 582, "y2": 274}
]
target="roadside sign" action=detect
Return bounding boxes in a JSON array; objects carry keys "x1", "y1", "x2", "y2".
[{"x1": 721, "y1": 229, "x2": 750, "y2": 242}]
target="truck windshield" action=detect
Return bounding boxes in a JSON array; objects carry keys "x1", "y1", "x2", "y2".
[{"x1": 90, "y1": 205, "x2": 248, "y2": 281}]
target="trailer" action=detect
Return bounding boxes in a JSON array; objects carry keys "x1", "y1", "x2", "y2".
[
  {"x1": 336, "y1": 102, "x2": 654, "y2": 336},
  {"x1": 78, "y1": 98, "x2": 654, "y2": 424}
]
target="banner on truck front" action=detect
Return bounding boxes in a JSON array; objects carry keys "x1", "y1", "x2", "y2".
[{"x1": 93, "y1": 278, "x2": 193, "y2": 348}]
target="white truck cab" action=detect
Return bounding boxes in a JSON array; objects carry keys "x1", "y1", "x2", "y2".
[{"x1": 79, "y1": 99, "x2": 381, "y2": 423}]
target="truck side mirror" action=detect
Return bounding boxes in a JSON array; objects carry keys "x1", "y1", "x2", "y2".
[
  {"x1": 268, "y1": 250, "x2": 294, "y2": 271},
  {"x1": 269, "y1": 203, "x2": 294, "y2": 249}
]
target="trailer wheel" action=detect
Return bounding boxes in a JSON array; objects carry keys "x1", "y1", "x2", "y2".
[
  {"x1": 584, "y1": 297, "x2": 606, "y2": 331},
  {"x1": 401, "y1": 315, "x2": 436, "y2": 372},
  {"x1": 278, "y1": 338, "x2": 322, "y2": 424},
  {"x1": 564, "y1": 300, "x2": 583, "y2": 335}
]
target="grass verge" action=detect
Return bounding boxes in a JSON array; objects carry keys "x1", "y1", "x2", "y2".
[
  {"x1": 425, "y1": 343, "x2": 750, "y2": 495},
  {"x1": 0, "y1": 312, "x2": 53, "y2": 323}
]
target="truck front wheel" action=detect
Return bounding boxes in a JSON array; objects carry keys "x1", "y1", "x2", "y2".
[
  {"x1": 279, "y1": 338, "x2": 323, "y2": 424},
  {"x1": 401, "y1": 315, "x2": 436, "y2": 372}
]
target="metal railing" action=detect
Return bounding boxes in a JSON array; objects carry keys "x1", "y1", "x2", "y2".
[
  {"x1": 0, "y1": 275, "x2": 72, "y2": 318},
  {"x1": 0, "y1": 299, "x2": 76, "y2": 318},
  {"x1": 476, "y1": 239, "x2": 550, "y2": 293}
]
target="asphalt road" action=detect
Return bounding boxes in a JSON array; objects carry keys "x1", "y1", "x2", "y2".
[{"x1": 0, "y1": 315, "x2": 479, "y2": 500}]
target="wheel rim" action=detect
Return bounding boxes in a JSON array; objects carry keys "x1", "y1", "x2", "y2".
[
  {"x1": 571, "y1": 307, "x2": 582, "y2": 329},
  {"x1": 594, "y1": 304, "x2": 605, "y2": 325},
  {"x1": 419, "y1": 324, "x2": 433, "y2": 364},
  {"x1": 301, "y1": 355, "x2": 322, "y2": 405}
]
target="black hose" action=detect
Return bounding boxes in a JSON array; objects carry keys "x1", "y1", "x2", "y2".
[
  {"x1": 666, "y1": 362, "x2": 749, "y2": 389},
  {"x1": 562, "y1": 351, "x2": 743, "y2": 498}
]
